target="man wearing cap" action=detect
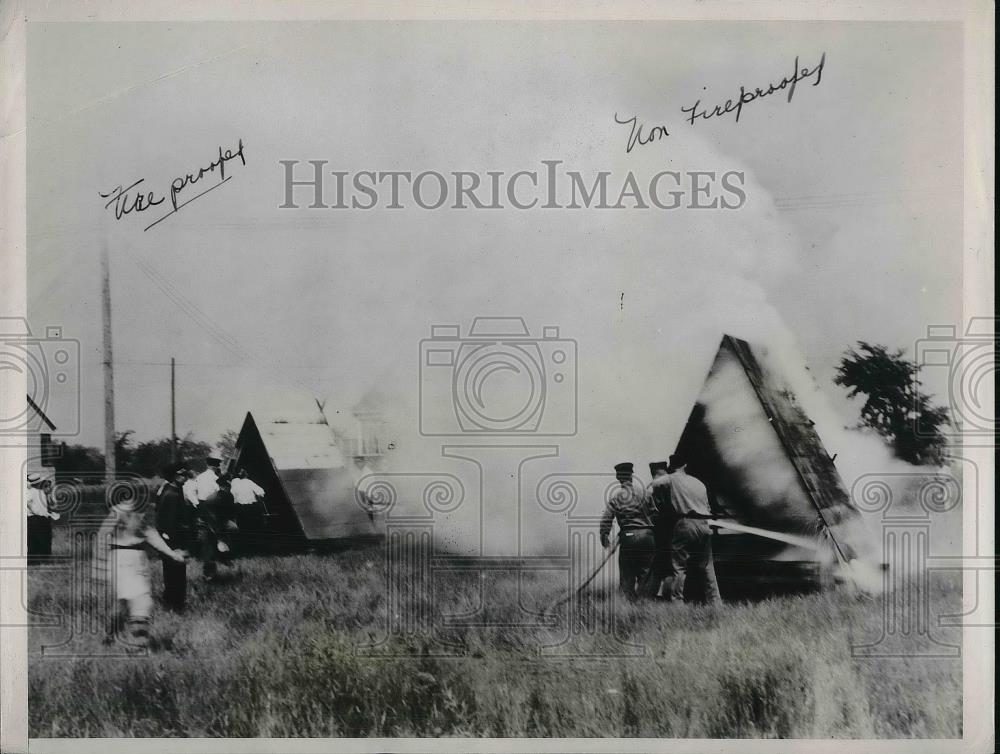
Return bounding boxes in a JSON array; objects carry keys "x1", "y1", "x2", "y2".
[
  {"x1": 657, "y1": 454, "x2": 721, "y2": 605},
  {"x1": 155, "y1": 462, "x2": 194, "y2": 611},
  {"x1": 25, "y1": 473, "x2": 58, "y2": 564},
  {"x1": 599, "y1": 462, "x2": 658, "y2": 601},
  {"x1": 644, "y1": 461, "x2": 674, "y2": 598}
]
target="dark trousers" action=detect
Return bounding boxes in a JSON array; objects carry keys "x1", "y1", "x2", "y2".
[
  {"x1": 618, "y1": 528, "x2": 656, "y2": 600},
  {"x1": 26, "y1": 516, "x2": 52, "y2": 564},
  {"x1": 161, "y1": 556, "x2": 187, "y2": 611},
  {"x1": 666, "y1": 518, "x2": 721, "y2": 605},
  {"x1": 197, "y1": 523, "x2": 218, "y2": 579},
  {"x1": 642, "y1": 518, "x2": 675, "y2": 598},
  {"x1": 235, "y1": 505, "x2": 261, "y2": 550}
]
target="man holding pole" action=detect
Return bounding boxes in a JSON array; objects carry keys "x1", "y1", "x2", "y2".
[{"x1": 599, "y1": 462, "x2": 657, "y2": 601}]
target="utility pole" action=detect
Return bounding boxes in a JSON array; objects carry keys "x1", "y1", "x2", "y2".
[
  {"x1": 170, "y1": 357, "x2": 177, "y2": 461},
  {"x1": 101, "y1": 243, "x2": 116, "y2": 483}
]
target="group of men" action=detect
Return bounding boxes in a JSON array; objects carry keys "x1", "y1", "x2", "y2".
[
  {"x1": 599, "y1": 453, "x2": 722, "y2": 605},
  {"x1": 155, "y1": 456, "x2": 266, "y2": 610},
  {"x1": 89, "y1": 455, "x2": 267, "y2": 648},
  {"x1": 28, "y1": 450, "x2": 717, "y2": 647}
]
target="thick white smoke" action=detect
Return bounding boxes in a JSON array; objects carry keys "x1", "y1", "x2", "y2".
[{"x1": 316, "y1": 125, "x2": 952, "y2": 586}]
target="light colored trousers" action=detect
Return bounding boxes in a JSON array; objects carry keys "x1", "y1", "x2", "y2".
[{"x1": 666, "y1": 518, "x2": 722, "y2": 605}]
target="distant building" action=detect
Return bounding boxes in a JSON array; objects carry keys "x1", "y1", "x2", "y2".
[{"x1": 342, "y1": 391, "x2": 388, "y2": 460}]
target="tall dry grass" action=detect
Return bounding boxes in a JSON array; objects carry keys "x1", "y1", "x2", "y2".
[{"x1": 28, "y1": 527, "x2": 962, "y2": 738}]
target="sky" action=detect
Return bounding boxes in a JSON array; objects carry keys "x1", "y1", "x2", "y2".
[{"x1": 26, "y1": 20, "x2": 963, "y2": 460}]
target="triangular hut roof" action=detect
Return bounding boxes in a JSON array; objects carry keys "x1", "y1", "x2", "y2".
[
  {"x1": 672, "y1": 335, "x2": 860, "y2": 565},
  {"x1": 255, "y1": 414, "x2": 347, "y2": 470},
  {"x1": 231, "y1": 403, "x2": 382, "y2": 543}
]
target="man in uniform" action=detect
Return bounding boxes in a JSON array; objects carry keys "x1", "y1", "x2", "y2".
[
  {"x1": 155, "y1": 461, "x2": 193, "y2": 612},
  {"x1": 658, "y1": 453, "x2": 722, "y2": 605},
  {"x1": 644, "y1": 460, "x2": 674, "y2": 598},
  {"x1": 599, "y1": 462, "x2": 657, "y2": 601}
]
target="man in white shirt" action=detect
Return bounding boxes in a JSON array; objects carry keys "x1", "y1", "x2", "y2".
[
  {"x1": 230, "y1": 468, "x2": 266, "y2": 549},
  {"x1": 25, "y1": 473, "x2": 57, "y2": 563},
  {"x1": 195, "y1": 457, "x2": 221, "y2": 504},
  {"x1": 230, "y1": 468, "x2": 264, "y2": 506},
  {"x1": 25, "y1": 473, "x2": 51, "y2": 517},
  {"x1": 656, "y1": 454, "x2": 721, "y2": 605},
  {"x1": 182, "y1": 470, "x2": 199, "y2": 508}
]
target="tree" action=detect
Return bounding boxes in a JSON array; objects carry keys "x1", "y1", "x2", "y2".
[
  {"x1": 216, "y1": 429, "x2": 239, "y2": 460},
  {"x1": 114, "y1": 430, "x2": 136, "y2": 471},
  {"x1": 834, "y1": 341, "x2": 951, "y2": 465},
  {"x1": 127, "y1": 434, "x2": 213, "y2": 477},
  {"x1": 52, "y1": 443, "x2": 105, "y2": 475},
  {"x1": 44, "y1": 434, "x2": 213, "y2": 478}
]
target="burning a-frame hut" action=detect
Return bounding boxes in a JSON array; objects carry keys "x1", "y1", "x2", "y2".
[{"x1": 673, "y1": 335, "x2": 864, "y2": 598}]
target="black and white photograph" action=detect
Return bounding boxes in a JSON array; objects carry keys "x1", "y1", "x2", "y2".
[{"x1": 0, "y1": 1, "x2": 994, "y2": 751}]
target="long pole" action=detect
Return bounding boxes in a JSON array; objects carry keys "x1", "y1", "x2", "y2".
[
  {"x1": 546, "y1": 536, "x2": 620, "y2": 613},
  {"x1": 170, "y1": 357, "x2": 177, "y2": 461},
  {"x1": 100, "y1": 243, "x2": 116, "y2": 483}
]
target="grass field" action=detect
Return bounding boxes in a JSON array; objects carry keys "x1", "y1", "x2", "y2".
[{"x1": 28, "y1": 525, "x2": 962, "y2": 739}]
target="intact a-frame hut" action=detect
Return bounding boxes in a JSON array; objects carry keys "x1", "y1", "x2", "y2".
[
  {"x1": 673, "y1": 335, "x2": 863, "y2": 598},
  {"x1": 227, "y1": 403, "x2": 384, "y2": 548}
]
